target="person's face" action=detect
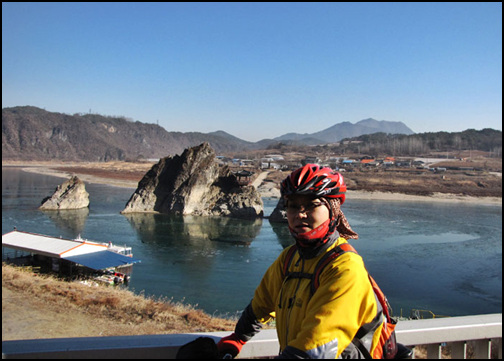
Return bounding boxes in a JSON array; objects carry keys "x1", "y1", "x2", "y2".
[{"x1": 285, "y1": 195, "x2": 330, "y2": 234}]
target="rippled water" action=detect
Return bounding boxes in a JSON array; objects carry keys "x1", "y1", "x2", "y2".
[{"x1": 2, "y1": 168, "x2": 502, "y2": 318}]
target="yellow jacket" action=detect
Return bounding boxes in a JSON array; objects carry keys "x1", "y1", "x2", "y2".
[{"x1": 250, "y1": 237, "x2": 383, "y2": 358}]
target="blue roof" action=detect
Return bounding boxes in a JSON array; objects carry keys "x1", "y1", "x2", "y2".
[{"x1": 62, "y1": 250, "x2": 141, "y2": 270}]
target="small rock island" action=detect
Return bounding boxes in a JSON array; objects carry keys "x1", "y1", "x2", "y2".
[{"x1": 39, "y1": 175, "x2": 90, "y2": 210}]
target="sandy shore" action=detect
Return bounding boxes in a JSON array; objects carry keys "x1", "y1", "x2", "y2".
[
  {"x1": 4, "y1": 161, "x2": 142, "y2": 189},
  {"x1": 3, "y1": 162, "x2": 502, "y2": 206},
  {"x1": 21, "y1": 166, "x2": 140, "y2": 189}
]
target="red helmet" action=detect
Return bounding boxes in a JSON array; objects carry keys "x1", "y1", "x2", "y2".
[{"x1": 281, "y1": 164, "x2": 346, "y2": 204}]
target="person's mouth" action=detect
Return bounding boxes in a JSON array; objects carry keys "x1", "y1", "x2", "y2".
[{"x1": 294, "y1": 224, "x2": 311, "y2": 233}]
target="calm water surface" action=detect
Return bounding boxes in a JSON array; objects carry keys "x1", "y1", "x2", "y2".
[{"x1": 2, "y1": 168, "x2": 502, "y2": 318}]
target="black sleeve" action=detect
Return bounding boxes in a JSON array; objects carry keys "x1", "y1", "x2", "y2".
[{"x1": 235, "y1": 302, "x2": 263, "y2": 342}]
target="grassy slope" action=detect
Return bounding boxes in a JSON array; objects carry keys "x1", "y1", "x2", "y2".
[{"x1": 2, "y1": 263, "x2": 236, "y2": 341}]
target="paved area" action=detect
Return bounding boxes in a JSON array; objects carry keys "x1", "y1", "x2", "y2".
[{"x1": 251, "y1": 171, "x2": 270, "y2": 188}]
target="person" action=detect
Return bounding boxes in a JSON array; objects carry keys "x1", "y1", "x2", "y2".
[{"x1": 217, "y1": 164, "x2": 385, "y2": 359}]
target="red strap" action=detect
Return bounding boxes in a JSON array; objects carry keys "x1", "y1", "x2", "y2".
[
  {"x1": 338, "y1": 242, "x2": 357, "y2": 253},
  {"x1": 282, "y1": 246, "x2": 298, "y2": 277},
  {"x1": 312, "y1": 243, "x2": 358, "y2": 292}
]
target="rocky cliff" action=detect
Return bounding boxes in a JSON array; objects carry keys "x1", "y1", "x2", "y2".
[
  {"x1": 121, "y1": 143, "x2": 263, "y2": 218},
  {"x1": 39, "y1": 176, "x2": 90, "y2": 210},
  {"x1": 1, "y1": 106, "x2": 255, "y2": 161}
]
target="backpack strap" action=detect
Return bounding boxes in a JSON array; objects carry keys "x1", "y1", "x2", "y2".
[
  {"x1": 282, "y1": 245, "x2": 298, "y2": 277},
  {"x1": 282, "y1": 243, "x2": 359, "y2": 295},
  {"x1": 282, "y1": 245, "x2": 313, "y2": 283},
  {"x1": 368, "y1": 275, "x2": 394, "y2": 323},
  {"x1": 351, "y1": 313, "x2": 383, "y2": 359},
  {"x1": 311, "y1": 243, "x2": 357, "y2": 295}
]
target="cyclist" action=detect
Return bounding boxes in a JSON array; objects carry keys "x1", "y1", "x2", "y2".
[{"x1": 217, "y1": 164, "x2": 385, "y2": 359}]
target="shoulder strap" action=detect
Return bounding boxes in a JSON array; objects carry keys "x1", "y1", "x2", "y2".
[
  {"x1": 311, "y1": 243, "x2": 358, "y2": 294},
  {"x1": 282, "y1": 245, "x2": 314, "y2": 282},
  {"x1": 282, "y1": 245, "x2": 298, "y2": 277},
  {"x1": 282, "y1": 243, "x2": 359, "y2": 295}
]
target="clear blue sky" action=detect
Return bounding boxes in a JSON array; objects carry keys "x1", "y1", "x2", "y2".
[{"x1": 2, "y1": 2, "x2": 502, "y2": 142}]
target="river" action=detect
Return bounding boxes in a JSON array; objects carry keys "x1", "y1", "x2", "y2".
[{"x1": 2, "y1": 167, "x2": 502, "y2": 318}]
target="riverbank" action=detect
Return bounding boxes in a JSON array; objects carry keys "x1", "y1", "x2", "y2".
[
  {"x1": 2, "y1": 263, "x2": 236, "y2": 341},
  {"x1": 2, "y1": 161, "x2": 502, "y2": 205},
  {"x1": 3, "y1": 161, "x2": 149, "y2": 189}
]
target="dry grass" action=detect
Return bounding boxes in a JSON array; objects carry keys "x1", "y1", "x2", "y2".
[
  {"x1": 53, "y1": 161, "x2": 155, "y2": 182},
  {"x1": 344, "y1": 168, "x2": 502, "y2": 197},
  {"x1": 2, "y1": 263, "x2": 236, "y2": 340},
  {"x1": 261, "y1": 167, "x2": 502, "y2": 199}
]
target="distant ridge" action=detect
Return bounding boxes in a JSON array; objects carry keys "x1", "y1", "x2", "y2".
[
  {"x1": 274, "y1": 118, "x2": 415, "y2": 144},
  {"x1": 6, "y1": 105, "x2": 482, "y2": 162},
  {"x1": 1, "y1": 106, "x2": 254, "y2": 161}
]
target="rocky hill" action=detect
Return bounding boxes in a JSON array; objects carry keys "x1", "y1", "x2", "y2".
[
  {"x1": 1, "y1": 106, "x2": 254, "y2": 161},
  {"x1": 2, "y1": 106, "x2": 417, "y2": 162}
]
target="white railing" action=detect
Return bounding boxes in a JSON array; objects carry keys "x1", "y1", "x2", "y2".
[
  {"x1": 397, "y1": 313, "x2": 502, "y2": 359},
  {"x1": 2, "y1": 313, "x2": 501, "y2": 359}
]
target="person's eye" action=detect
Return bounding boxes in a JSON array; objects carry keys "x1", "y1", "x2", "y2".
[{"x1": 307, "y1": 203, "x2": 323, "y2": 210}]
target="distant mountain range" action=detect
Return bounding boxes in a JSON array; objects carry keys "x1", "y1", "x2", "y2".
[
  {"x1": 272, "y1": 118, "x2": 414, "y2": 144},
  {"x1": 2, "y1": 106, "x2": 415, "y2": 161}
]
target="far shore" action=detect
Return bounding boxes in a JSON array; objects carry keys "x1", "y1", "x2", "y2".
[
  {"x1": 3, "y1": 161, "x2": 502, "y2": 206},
  {"x1": 19, "y1": 164, "x2": 140, "y2": 189}
]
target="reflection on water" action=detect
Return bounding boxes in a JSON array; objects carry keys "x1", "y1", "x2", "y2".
[
  {"x1": 2, "y1": 168, "x2": 502, "y2": 317},
  {"x1": 269, "y1": 219, "x2": 293, "y2": 249},
  {"x1": 124, "y1": 213, "x2": 263, "y2": 246},
  {"x1": 40, "y1": 208, "x2": 90, "y2": 235}
]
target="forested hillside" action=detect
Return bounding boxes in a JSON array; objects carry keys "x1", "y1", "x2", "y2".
[{"x1": 305, "y1": 129, "x2": 502, "y2": 158}]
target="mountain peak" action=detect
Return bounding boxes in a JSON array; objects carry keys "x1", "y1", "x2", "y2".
[{"x1": 276, "y1": 118, "x2": 415, "y2": 144}]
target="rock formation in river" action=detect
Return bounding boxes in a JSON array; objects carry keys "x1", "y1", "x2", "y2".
[
  {"x1": 269, "y1": 197, "x2": 288, "y2": 223},
  {"x1": 39, "y1": 176, "x2": 90, "y2": 210},
  {"x1": 121, "y1": 142, "x2": 263, "y2": 218}
]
